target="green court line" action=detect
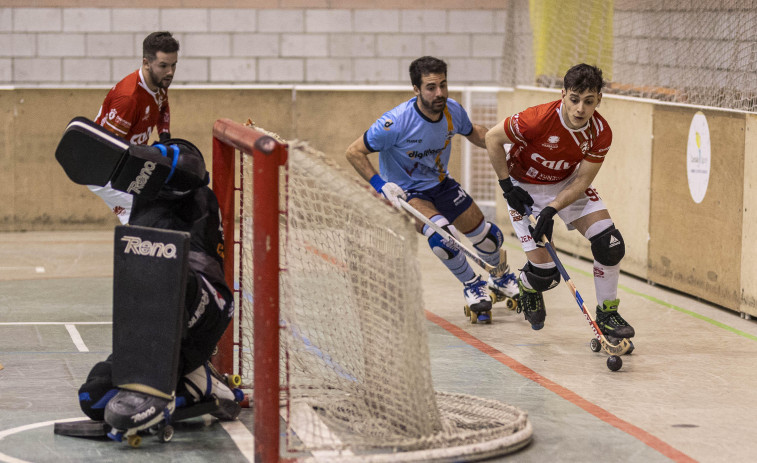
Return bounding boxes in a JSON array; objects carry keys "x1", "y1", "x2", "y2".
[
  {"x1": 501, "y1": 241, "x2": 757, "y2": 342},
  {"x1": 616, "y1": 284, "x2": 757, "y2": 341}
]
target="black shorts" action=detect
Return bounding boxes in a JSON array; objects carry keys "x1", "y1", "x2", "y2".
[{"x1": 405, "y1": 176, "x2": 474, "y2": 223}]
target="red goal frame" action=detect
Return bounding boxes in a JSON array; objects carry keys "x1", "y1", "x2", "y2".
[{"x1": 211, "y1": 118, "x2": 287, "y2": 463}]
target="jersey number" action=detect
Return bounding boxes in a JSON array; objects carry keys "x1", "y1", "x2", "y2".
[{"x1": 585, "y1": 187, "x2": 601, "y2": 202}]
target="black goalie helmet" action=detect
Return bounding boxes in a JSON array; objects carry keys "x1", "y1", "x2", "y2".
[{"x1": 154, "y1": 138, "x2": 209, "y2": 199}]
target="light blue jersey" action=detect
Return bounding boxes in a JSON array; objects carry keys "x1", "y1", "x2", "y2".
[{"x1": 363, "y1": 97, "x2": 473, "y2": 191}]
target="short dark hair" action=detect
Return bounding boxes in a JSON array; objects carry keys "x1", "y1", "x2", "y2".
[
  {"x1": 409, "y1": 56, "x2": 447, "y2": 88},
  {"x1": 143, "y1": 32, "x2": 180, "y2": 61},
  {"x1": 563, "y1": 63, "x2": 604, "y2": 94}
]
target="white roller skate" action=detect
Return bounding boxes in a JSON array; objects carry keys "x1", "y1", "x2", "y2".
[
  {"x1": 177, "y1": 361, "x2": 244, "y2": 420},
  {"x1": 463, "y1": 275, "x2": 493, "y2": 324},
  {"x1": 487, "y1": 267, "x2": 519, "y2": 310}
]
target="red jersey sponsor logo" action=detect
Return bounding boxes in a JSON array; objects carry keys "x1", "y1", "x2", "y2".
[
  {"x1": 503, "y1": 100, "x2": 612, "y2": 185},
  {"x1": 95, "y1": 69, "x2": 170, "y2": 145}
]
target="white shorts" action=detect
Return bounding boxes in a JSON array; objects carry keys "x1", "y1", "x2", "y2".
[
  {"x1": 507, "y1": 171, "x2": 607, "y2": 252},
  {"x1": 88, "y1": 182, "x2": 133, "y2": 225}
]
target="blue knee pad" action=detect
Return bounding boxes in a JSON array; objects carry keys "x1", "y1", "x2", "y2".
[{"x1": 428, "y1": 230, "x2": 459, "y2": 260}]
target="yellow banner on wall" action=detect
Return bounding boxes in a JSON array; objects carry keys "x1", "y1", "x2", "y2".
[{"x1": 530, "y1": 0, "x2": 614, "y2": 82}]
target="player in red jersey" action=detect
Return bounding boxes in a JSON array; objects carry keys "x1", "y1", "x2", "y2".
[
  {"x1": 89, "y1": 31, "x2": 179, "y2": 224},
  {"x1": 485, "y1": 63, "x2": 634, "y2": 338}
]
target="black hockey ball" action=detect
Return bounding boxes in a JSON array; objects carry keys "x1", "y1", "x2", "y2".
[{"x1": 607, "y1": 355, "x2": 622, "y2": 371}]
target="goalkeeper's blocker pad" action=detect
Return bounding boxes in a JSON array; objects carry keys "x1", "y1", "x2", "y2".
[
  {"x1": 55, "y1": 117, "x2": 175, "y2": 199},
  {"x1": 55, "y1": 116, "x2": 129, "y2": 186},
  {"x1": 112, "y1": 225, "x2": 190, "y2": 397}
]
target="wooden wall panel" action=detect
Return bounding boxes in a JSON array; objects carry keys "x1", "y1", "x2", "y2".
[
  {"x1": 293, "y1": 89, "x2": 465, "y2": 184},
  {"x1": 648, "y1": 106, "x2": 744, "y2": 310},
  {"x1": 740, "y1": 114, "x2": 757, "y2": 316}
]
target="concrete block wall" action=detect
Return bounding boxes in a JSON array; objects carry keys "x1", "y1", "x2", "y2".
[{"x1": 0, "y1": 4, "x2": 510, "y2": 86}]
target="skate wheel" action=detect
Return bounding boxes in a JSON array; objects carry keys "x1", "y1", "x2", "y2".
[
  {"x1": 127, "y1": 434, "x2": 142, "y2": 448},
  {"x1": 463, "y1": 305, "x2": 471, "y2": 317},
  {"x1": 530, "y1": 322, "x2": 544, "y2": 330},
  {"x1": 505, "y1": 298, "x2": 517, "y2": 311},
  {"x1": 589, "y1": 338, "x2": 601, "y2": 352},
  {"x1": 159, "y1": 425, "x2": 174, "y2": 443},
  {"x1": 626, "y1": 340, "x2": 634, "y2": 355},
  {"x1": 226, "y1": 374, "x2": 242, "y2": 388}
]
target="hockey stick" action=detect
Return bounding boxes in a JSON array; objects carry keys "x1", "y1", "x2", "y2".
[
  {"x1": 524, "y1": 206, "x2": 631, "y2": 356},
  {"x1": 398, "y1": 198, "x2": 509, "y2": 277}
]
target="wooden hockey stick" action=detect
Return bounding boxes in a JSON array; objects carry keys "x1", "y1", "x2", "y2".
[
  {"x1": 524, "y1": 206, "x2": 631, "y2": 356},
  {"x1": 399, "y1": 198, "x2": 509, "y2": 277}
]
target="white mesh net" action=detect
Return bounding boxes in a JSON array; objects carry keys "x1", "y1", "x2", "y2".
[
  {"x1": 223, "y1": 125, "x2": 532, "y2": 461},
  {"x1": 504, "y1": 0, "x2": 757, "y2": 113},
  {"x1": 463, "y1": 90, "x2": 501, "y2": 222}
]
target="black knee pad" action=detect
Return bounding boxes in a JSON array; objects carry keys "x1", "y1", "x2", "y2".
[
  {"x1": 520, "y1": 261, "x2": 561, "y2": 292},
  {"x1": 78, "y1": 357, "x2": 118, "y2": 421},
  {"x1": 590, "y1": 225, "x2": 625, "y2": 266}
]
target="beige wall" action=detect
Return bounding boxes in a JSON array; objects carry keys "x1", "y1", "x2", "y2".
[
  {"x1": 0, "y1": 86, "x2": 461, "y2": 231},
  {"x1": 3, "y1": 84, "x2": 756, "y2": 316},
  {"x1": 741, "y1": 114, "x2": 757, "y2": 316}
]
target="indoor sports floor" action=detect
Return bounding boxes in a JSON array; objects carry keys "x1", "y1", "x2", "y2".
[{"x1": 1, "y1": 230, "x2": 755, "y2": 463}]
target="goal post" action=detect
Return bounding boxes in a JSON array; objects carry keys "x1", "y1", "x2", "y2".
[
  {"x1": 211, "y1": 118, "x2": 532, "y2": 462},
  {"x1": 212, "y1": 118, "x2": 286, "y2": 463}
]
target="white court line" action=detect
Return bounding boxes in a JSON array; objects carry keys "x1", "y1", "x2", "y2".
[
  {"x1": 285, "y1": 403, "x2": 353, "y2": 461},
  {"x1": 0, "y1": 265, "x2": 45, "y2": 273},
  {"x1": 0, "y1": 417, "x2": 87, "y2": 463},
  {"x1": 221, "y1": 421, "x2": 254, "y2": 463},
  {"x1": 64, "y1": 325, "x2": 88, "y2": 352},
  {"x1": 0, "y1": 322, "x2": 111, "y2": 325},
  {"x1": 0, "y1": 417, "x2": 253, "y2": 463}
]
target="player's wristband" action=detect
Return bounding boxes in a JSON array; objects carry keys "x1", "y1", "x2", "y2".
[
  {"x1": 498, "y1": 178, "x2": 513, "y2": 193},
  {"x1": 369, "y1": 174, "x2": 386, "y2": 193}
]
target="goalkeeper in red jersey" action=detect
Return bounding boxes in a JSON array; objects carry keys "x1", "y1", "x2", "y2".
[
  {"x1": 485, "y1": 63, "x2": 635, "y2": 338},
  {"x1": 89, "y1": 31, "x2": 179, "y2": 224}
]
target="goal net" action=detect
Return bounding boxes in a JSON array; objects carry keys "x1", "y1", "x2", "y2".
[
  {"x1": 504, "y1": 0, "x2": 757, "y2": 113},
  {"x1": 211, "y1": 118, "x2": 532, "y2": 462}
]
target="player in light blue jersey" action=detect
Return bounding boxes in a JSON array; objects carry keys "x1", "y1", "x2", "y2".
[{"x1": 346, "y1": 56, "x2": 519, "y2": 323}]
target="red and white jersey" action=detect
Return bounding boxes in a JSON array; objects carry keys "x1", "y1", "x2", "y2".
[
  {"x1": 503, "y1": 99, "x2": 611, "y2": 184},
  {"x1": 94, "y1": 68, "x2": 170, "y2": 145}
]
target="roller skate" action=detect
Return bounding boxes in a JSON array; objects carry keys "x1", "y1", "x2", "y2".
[
  {"x1": 104, "y1": 389, "x2": 176, "y2": 447},
  {"x1": 487, "y1": 267, "x2": 519, "y2": 310},
  {"x1": 517, "y1": 279, "x2": 546, "y2": 330},
  {"x1": 177, "y1": 361, "x2": 244, "y2": 420},
  {"x1": 462, "y1": 275, "x2": 493, "y2": 324},
  {"x1": 596, "y1": 299, "x2": 635, "y2": 354}
]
